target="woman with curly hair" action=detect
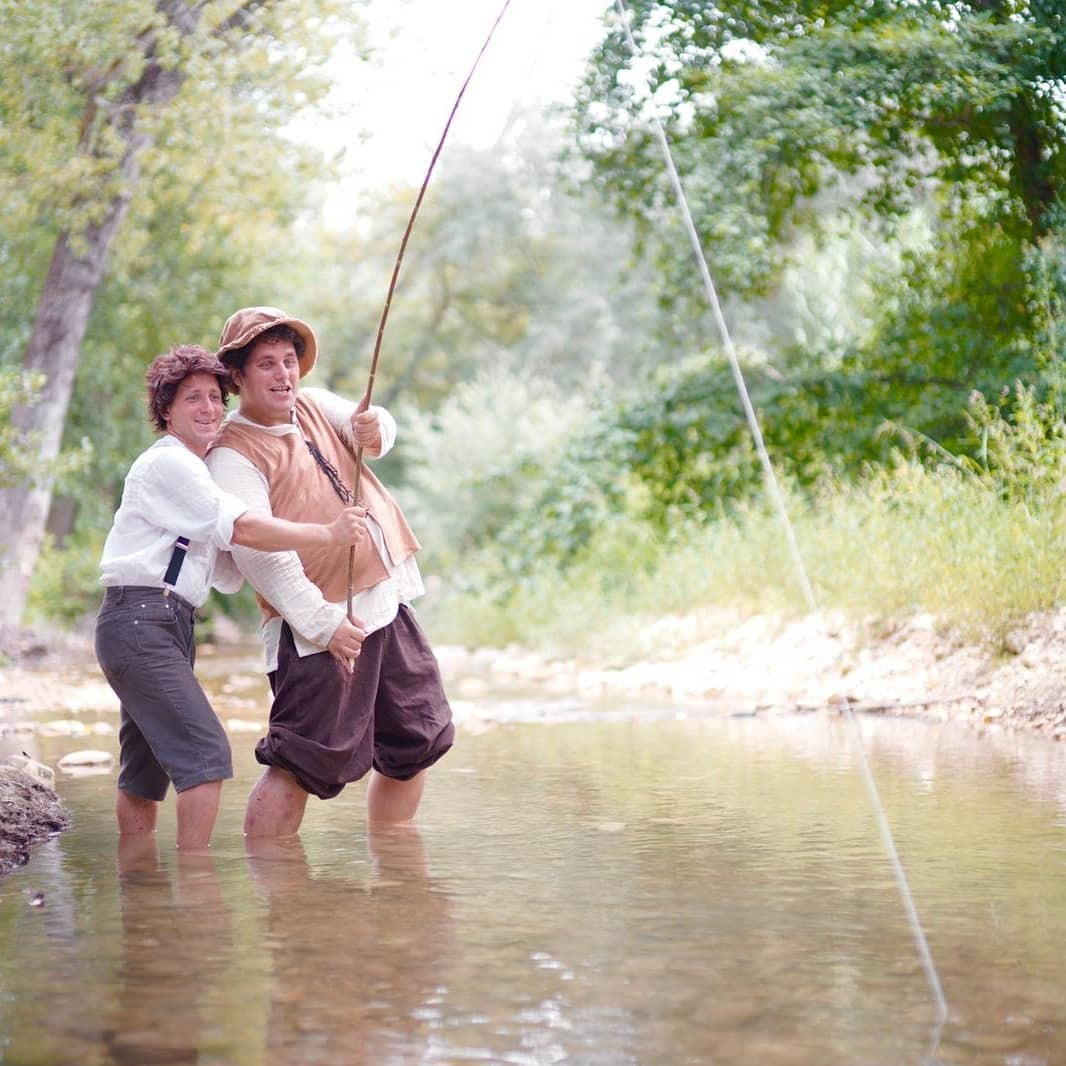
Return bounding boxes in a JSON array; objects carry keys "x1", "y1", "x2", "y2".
[{"x1": 94, "y1": 345, "x2": 367, "y2": 849}]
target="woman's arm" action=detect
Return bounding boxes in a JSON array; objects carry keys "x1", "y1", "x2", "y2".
[
  {"x1": 207, "y1": 444, "x2": 348, "y2": 649},
  {"x1": 231, "y1": 507, "x2": 367, "y2": 553}
]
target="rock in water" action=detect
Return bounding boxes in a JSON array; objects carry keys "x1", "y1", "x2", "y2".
[
  {"x1": 56, "y1": 750, "x2": 113, "y2": 771},
  {"x1": 0, "y1": 766, "x2": 71, "y2": 879}
]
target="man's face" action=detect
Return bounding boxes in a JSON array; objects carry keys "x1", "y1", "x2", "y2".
[
  {"x1": 233, "y1": 337, "x2": 301, "y2": 426},
  {"x1": 166, "y1": 372, "x2": 225, "y2": 457}
]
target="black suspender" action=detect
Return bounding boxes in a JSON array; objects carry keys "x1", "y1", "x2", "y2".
[{"x1": 162, "y1": 536, "x2": 191, "y2": 596}]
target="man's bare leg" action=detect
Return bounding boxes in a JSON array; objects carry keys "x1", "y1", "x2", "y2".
[
  {"x1": 244, "y1": 835, "x2": 309, "y2": 902},
  {"x1": 116, "y1": 790, "x2": 158, "y2": 835},
  {"x1": 176, "y1": 780, "x2": 223, "y2": 849},
  {"x1": 244, "y1": 766, "x2": 309, "y2": 837},
  {"x1": 367, "y1": 769, "x2": 425, "y2": 824},
  {"x1": 175, "y1": 848, "x2": 224, "y2": 906}
]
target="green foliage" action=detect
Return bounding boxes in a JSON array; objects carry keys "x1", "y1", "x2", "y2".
[
  {"x1": 394, "y1": 364, "x2": 596, "y2": 573},
  {"x1": 839, "y1": 214, "x2": 1066, "y2": 459},
  {"x1": 0, "y1": 368, "x2": 92, "y2": 491},
  {"x1": 481, "y1": 350, "x2": 890, "y2": 579},
  {"x1": 0, "y1": 370, "x2": 47, "y2": 489},
  {"x1": 25, "y1": 530, "x2": 106, "y2": 627},
  {"x1": 578, "y1": 0, "x2": 1066, "y2": 259},
  {"x1": 0, "y1": 0, "x2": 369, "y2": 621},
  {"x1": 297, "y1": 122, "x2": 667, "y2": 412},
  {"x1": 425, "y1": 458, "x2": 1066, "y2": 657},
  {"x1": 572, "y1": 0, "x2": 1066, "y2": 472},
  {"x1": 13, "y1": 0, "x2": 1066, "y2": 657},
  {"x1": 967, "y1": 380, "x2": 1066, "y2": 503}
]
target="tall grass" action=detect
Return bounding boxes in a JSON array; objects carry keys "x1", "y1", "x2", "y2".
[{"x1": 422, "y1": 460, "x2": 1066, "y2": 658}]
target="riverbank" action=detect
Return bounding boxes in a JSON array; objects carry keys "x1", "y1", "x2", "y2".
[
  {"x1": 0, "y1": 767, "x2": 71, "y2": 878},
  {"x1": 5, "y1": 605, "x2": 1062, "y2": 737},
  {"x1": 3, "y1": 605, "x2": 1063, "y2": 875},
  {"x1": 433, "y1": 605, "x2": 1066, "y2": 738}
]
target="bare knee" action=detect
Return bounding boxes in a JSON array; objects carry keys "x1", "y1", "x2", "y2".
[{"x1": 367, "y1": 770, "x2": 426, "y2": 824}]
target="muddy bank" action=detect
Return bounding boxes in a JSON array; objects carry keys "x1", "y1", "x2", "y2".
[{"x1": 0, "y1": 767, "x2": 71, "y2": 879}]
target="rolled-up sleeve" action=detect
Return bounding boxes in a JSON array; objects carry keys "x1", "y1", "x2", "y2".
[
  {"x1": 207, "y1": 446, "x2": 345, "y2": 649},
  {"x1": 211, "y1": 551, "x2": 245, "y2": 595}
]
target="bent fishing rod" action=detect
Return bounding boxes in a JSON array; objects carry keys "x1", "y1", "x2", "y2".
[{"x1": 346, "y1": 0, "x2": 515, "y2": 622}]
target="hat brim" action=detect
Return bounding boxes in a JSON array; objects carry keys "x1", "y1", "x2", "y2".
[{"x1": 216, "y1": 317, "x2": 318, "y2": 377}]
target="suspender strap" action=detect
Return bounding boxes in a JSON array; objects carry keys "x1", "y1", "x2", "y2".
[{"x1": 162, "y1": 536, "x2": 191, "y2": 593}]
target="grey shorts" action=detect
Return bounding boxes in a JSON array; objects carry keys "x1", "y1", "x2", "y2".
[{"x1": 94, "y1": 586, "x2": 233, "y2": 801}]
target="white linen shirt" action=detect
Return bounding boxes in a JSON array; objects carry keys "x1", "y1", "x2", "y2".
[
  {"x1": 99, "y1": 435, "x2": 248, "y2": 607},
  {"x1": 205, "y1": 388, "x2": 425, "y2": 672}
]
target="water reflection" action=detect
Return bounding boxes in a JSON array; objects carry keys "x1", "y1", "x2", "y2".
[
  {"x1": 245, "y1": 825, "x2": 452, "y2": 1065},
  {"x1": 105, "y1": 837, "x2": 232, "y2": 1065},
  {"x1": 4, "y1": 681, "x2": 1066, "y2": 1063}
]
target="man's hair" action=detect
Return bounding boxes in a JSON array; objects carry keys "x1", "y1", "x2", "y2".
[
  {"x1": 221, "y1": 324, "x2": 305, "y2": 389},
  {"x1": 145, "y1": 345, "x2": 231, "y2": 433}
]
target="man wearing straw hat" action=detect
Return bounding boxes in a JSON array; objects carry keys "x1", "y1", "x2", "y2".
[{"x1": 206, "y1": 306, "x2": 454, "y2": 836}]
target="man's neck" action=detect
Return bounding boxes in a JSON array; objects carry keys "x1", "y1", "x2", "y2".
[{"x1": 236, "y1": 403, "x2": 296, "y2": 428}]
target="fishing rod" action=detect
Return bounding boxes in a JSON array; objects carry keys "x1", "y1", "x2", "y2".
[{"x1": 347, "y1": 0, "x2": 515, "y2": 622}]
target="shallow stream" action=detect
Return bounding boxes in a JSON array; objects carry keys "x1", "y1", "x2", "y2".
[{"x1": 2, "y1": 648, "x2": 1066, "y2": 1064}]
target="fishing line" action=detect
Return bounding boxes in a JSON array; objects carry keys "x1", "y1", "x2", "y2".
[{"x1": 612, "y1": 0, "x2": 949, "y2": 1029}]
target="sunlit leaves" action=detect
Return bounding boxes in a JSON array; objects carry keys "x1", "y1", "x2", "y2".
[
  {"x1": 0, "y1": 0, "x2": 369, "y2": 541},
  {"x1": 574, "y1": 0, "x2": 1066, "y2": 306}
]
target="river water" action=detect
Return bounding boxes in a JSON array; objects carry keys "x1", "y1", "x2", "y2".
[{"x1": 2, "y1": 647, "x2": 1066, "y2": 1064}]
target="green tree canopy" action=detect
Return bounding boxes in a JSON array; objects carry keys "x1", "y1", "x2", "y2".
[
  {"x1": 292, "y1": 119, "x2": 667, "y2": 412},
  {"x1": 0, "y1": 0, "x2": 367, "y2": 629},
  {"x1": 570, "y1": 0, "x2": 1066, "y2": 471},
  {"x1": 577, "y1": 0, "x2": 1065, "y2": 290}
]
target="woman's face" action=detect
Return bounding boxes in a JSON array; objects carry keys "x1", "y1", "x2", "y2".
[{"x1": 165, "y1": 372, "x2": 226, "y2": 457}]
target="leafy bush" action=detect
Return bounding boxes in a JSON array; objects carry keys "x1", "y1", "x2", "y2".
[
  {"x1": 424, "y1": 458, "x2": 1066, "y2": 656},
  {"x1": 394, "y1": 364, "x2": 596, "y2": 571},
  {"x1": 25, "y1": 530, "x2": 105, "y2": 628}
]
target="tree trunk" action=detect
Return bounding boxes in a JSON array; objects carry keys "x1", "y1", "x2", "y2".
[
  {"x1": 1009, "y1": 94, "x2": 1056, "y2": 240},
  {"x1": 0, "y1": 199, "x2": 143, "y2": 633},
  {"x1": 0, "y1": 3, "x2": 195, "y2": 635}
]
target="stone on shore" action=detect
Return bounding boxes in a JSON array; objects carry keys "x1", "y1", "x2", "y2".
[{"x1": 0, "y1": 764, "x2": 72, "y2": 879}]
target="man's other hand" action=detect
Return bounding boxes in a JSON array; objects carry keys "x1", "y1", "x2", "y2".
[{"x1": 328, "y1": 616, "x2": 366, "y2": 673}]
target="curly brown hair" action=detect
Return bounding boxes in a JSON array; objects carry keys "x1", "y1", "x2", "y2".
[
  {"x1": 220, "y1": 324, "x2": 305, "y2": 391},
  {"x1": 145, "y1": 345, "x2": 232, "y2": 433}
]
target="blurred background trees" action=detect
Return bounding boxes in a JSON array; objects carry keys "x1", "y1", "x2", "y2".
[
  {"x1": 0, "y1": 0, "x2": 360, "y2": 630},
  {"x1": 3, "y1": 0, "x2": 1065, "y2": 649}
]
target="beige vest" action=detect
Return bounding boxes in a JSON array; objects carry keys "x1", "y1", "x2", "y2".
[{"x1": 216, "y1": 395, "x2": 421, "y2": 622}]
